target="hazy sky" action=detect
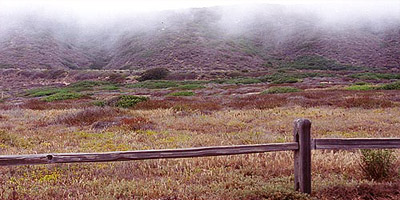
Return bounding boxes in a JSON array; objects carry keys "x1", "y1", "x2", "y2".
[
  {"x1": 0, "y1": 0, "x2": 399, "y2": 26},
  {"x1": 1, "y1": 0, "x2": 399, "y2": 14}
]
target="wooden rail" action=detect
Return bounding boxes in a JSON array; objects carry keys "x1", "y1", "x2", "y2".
[
  {"x1": 0, "y1": 143, "x2": 298, "y2": 166},
  {"x1": 1, "y1": 118, "x2": 399, "y2": 195},
  {"x1": 314, "y1": 138, "x2": 400, "y2": 150}
]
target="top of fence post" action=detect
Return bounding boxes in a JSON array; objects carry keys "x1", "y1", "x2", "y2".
[{"x1": 293, "y1": 118, "x2": 312, "y2": 194}]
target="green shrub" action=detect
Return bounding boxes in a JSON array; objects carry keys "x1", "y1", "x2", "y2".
[
  {"x1": 137, "y1": 68, "x2": 170, "y2": 81},
  {"x1": 360, "y1": 149, "x2": 397, "y2": 181},
  {"x1": 260, "y1": 73, "x2": 300, "y2": 84},
  {"x1": 262, "y1": 87, "x2": 301, "y2": 94},
  {"x1": 354, "y1": 82, "x2": 368, "y2": 85},
  {"x1": 225, "y1": 78, "x2": 262, "y2": 85},
  {"x1": 101, "y1": 85, "x2": 119, "y2": 91},
  {"x1": 177, "y1": 84, "x2": 205, "y2": 90},
  {"x1": 68, "y1": 81, "x2": 103, "y2": 91},
  {"x1": 379, "y1": 82, "x2": 400, "y2": 90},
  {"x1": 211, "y1": 79, "x2": 227, "y2": 84},
  {"x1": 350, "y1": 73, "x2": 400, "y2": 80},
  {"x1": 43, "y1": 92, "x2": 83, "y2": 102},
  {"x1": 168, "y1": 91, "x2": 195, "y2": 96},
  {"x1": 345, "y1": 85, "x2": 376, "y2": 91},
  {"x1": 93, "y1": 100, "x2": 106, "y2": 107},
  {"x1": 114, "y1": 95, "x2": 149, "y2": 108},
  {"x1": 107, "y1": 73, "x2": 126, "y2": 84},
  {"x1": 27, "y1": 88, "x2": 69, "y2": 97},
  {"x1": 26, "y1": 81, "x2": 115, "y2": 97},
  {"x1": 128, "y1": 80, "x2": 179, "y2": 89}
]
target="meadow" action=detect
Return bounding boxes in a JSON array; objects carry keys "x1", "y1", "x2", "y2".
[{"x1": 0, "y1": 70, "x2": 399, "y2": 199}]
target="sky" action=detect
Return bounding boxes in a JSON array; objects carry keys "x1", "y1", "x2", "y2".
[
  {"x1": 0, "y1": 0, "x2": 399, "y2": 25},
  {"x1": 1, "y1": 0, "x2": 399, "y2": 14}
]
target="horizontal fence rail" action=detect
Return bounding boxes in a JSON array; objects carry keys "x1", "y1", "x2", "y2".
[
  {"x1": 1, "y1": 118, "x2": 399, "y2": 195},
  {"x1": 314, "y1": 138, "x2": 400, "y2": 150},
  {"x1": 0, "y1": 142, "x2": 298, "y2": 166}
]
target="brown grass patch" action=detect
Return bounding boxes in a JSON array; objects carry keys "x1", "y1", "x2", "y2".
[
  {"x1": 52, "y1": 107, "x2": 123, "y2": 126},
  {"x1": 135, "y1": 97, "x2": 222, "y2": 112},
  {"x1": 226, "y1": 95, "x2": 288, "y2": 109},
  {"x1": 21, "y1": 99, "x2": 93, "y2": 110},
  {"x1": 120, "y1": 116, "x2": 154, "y2": 131},
  {"x1": 315, "y1": 181, "x2": 400, "y2": 200}
]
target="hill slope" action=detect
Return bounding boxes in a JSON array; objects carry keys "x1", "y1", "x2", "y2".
[{"x1": 0, "y1": 5, "x2": 399, "y2": 71}]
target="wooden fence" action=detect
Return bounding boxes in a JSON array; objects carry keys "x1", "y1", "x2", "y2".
[{"x1": 1, "y1": 119, "x2": 399, "y2": 194}]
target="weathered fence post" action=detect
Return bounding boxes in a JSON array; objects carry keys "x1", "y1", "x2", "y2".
[{"x1": 293, "y1": 118, "x2": 312, "y2": 194}]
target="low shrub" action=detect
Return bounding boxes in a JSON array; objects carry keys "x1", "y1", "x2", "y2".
[
  {"x1": 101, "y1": 85, "x2": 119, "y2": 91},
  {"x1": 338, "y1": 96, "x2": 394, "y2": 109},
  {"x1": 107, "y1": 73, "x2": 126, "y2": 84},
  {"x1": 224, "y1": 78, "x2": 262, "y2": 85},
  {"x1": 379, "y1": 82, "x2": 400, "y2": 90},
  {"x1": 354, "y1": 82, "x2": 368, "y2": 85},
  {"x1": 360, "y1": 149, "x2": 397, "y2": 181},
  {"x1": 53, "y1": 107, "x2": 122, "y2": 126},
  {"x1": 345, "y1": 85, "x2": 376, "y2": 91},
  {"x1": 134, "y1": 99, "x2": 174, "y2": 110},
  {"x1": 177, "y1": 84, "x2": 205, "y2": 90},
  {"x1": 68, "y1": 81, "x2": 103, "y2": 91},
  {"x1": 168, "y1": 91, "x2": 195, "y2": 96},
  {"x1": 137, "y1": 68, "x2": 170, "y2": 81},
  {"x1": 93, "y1": 100, "x2": 106, "y2": 107},
  {"x1": 43, "y1": 92, "x2": 83, "y2": 102},
  {"x1": 120, "y1": 116, "x2": 154, "y2": 131},
  {"x1": 263, "y1": 87, "x2": 301, "y2": 94},
  {"x1": 350, "y1": 73, "x2": 400, "y2": 80},
  {"x1": 260, "y1": 73, "x2": 299, "y2": 84},
  {"x1": 109, "y1": 95, "x2": 149, "y2": 108},
  {"x1": 27, "y1": 88, "x2": 68, "y2": 97},
  {"x1": 128, "y1": 80, "x2": 179, "y2": 89},
  {"x1": 165, "y1": 72, "x2": 197, "y2": 80},
  {"x1": 26, "y1": 81, "x2": 115, "y2": 98}
]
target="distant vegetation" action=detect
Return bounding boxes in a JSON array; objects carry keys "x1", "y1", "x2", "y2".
[
  {"x1": 177, "y1": 84, "x2": 205, "y2": 90},
  {"x1": 168, "y1": 91, "x2": 195, "y2": 96},
  {"x1": 262, "y1": 86, "x2": 301, "y2": 94},
  {"x1": 380, "y1": 82, "x2": 400, "y2": 90},
  {"x1": 137, "y1": 68, "x2": 170, "y2": 82},
  {"x1": 210, "y1": 72, "x2": 333, "y2": 85},
  {"x1": 110, "y1": 95, "x2": 148, "y2": 108},
  {"x1": 350, "y1": 73, "x2": 400, "y2": 80},
  {"x1": 260, "y1": 73, "x2": 299, "y2": 84},
  {"x1": 346, "y1": 82, "x2": 400, "y2": 91},
  {"x1": 43, "y1": 92, "x2": 83, "y2": 102},
  {"x1": 26, "y1": 81, "x2": 119, "y2": 101},
  {"x1": 223, "y1": 78, "x2": 262, "y2": 85},
  {"x1": 282, "y1": 56, "x2": 361, "y2": 71},
  {"x1": 345, "y1": 84, "x2": 376, "y2": 91},
  {"x1": 128, "y1": 80, "x2": 179, "y2": 89}
]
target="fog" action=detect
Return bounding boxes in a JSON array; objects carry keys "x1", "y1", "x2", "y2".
[{"x1": 0, "y1": 0, "x2": 399, "y2": 46}]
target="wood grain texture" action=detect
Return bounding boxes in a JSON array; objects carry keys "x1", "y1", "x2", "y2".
[
  {"x1": 314, "y1": 138, "x2": 400, "y2": 150},
  {"x1": 0, "y1": 143, "x2": 299, "y2": 166},
  {"x1": 293, "y1": 118, "x2": 312, "y2": 194}
]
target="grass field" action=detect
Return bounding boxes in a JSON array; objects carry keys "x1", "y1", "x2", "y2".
[{"x1": 0, "y1": 75, "x2": 399, "y2": 199}]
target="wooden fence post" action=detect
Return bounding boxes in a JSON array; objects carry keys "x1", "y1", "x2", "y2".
[{"x1": 293, "y1": 118, "x2": 312, "y2": 194}]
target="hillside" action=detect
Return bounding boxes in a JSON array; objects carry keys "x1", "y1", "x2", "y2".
[{"x1": 0, "y1": 5, "x2": 399, "y2": 71}]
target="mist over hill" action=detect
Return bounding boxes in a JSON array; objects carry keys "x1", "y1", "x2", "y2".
[{"x1": 0, "y1": 3, "x2": 399, "y2": 71}]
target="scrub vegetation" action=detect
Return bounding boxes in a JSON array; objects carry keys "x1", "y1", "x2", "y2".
[{"x1": 1, "y1": 72, "x2": 400, "y2": 200}]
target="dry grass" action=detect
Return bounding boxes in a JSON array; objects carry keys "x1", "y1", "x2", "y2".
[
  {"x1": 52, "y1": 107, "x2": 124, "y2": 126},
  {"x1": 0, "y1": 105, "x2": 399, "y2": 199}
]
